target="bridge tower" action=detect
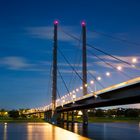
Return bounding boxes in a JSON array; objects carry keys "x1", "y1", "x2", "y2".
[
  {"x1": 51, "y1": 20, "x2": 58, "y2": 122},
  {"x1": 82, "y1": 21, "x2": 88, "y2": 125}
]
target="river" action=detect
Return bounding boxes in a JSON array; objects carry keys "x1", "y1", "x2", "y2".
[{"x1": 0, "y1": 122, "x2": 140, "y2": 140}]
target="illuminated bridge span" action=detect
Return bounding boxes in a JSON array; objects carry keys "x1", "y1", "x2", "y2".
[
  {"x1": 25, "y1": 21, "x2": 140, "y2": 125},
  {"x1": 27, "y1": 76, "x2": 140, "y2": 113}
]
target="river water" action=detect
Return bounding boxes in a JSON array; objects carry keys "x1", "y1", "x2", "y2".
[
  {"x1": 61, "y1": 122, "x2": 140, "y2": 140},
  {"x1": 0, "y1": 122, "x2": 140, "y2": 140}
]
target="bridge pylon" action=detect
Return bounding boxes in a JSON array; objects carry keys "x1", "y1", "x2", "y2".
[
  {"x1": 51, "y1": 20, "x2": 58, "y2": 124},
  {"x1": 82, "y1": 21, "x2": 88, "y2": 125}
]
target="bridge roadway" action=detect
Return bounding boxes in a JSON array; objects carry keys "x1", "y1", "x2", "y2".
[
  {"x1": 27, "y1": 77, "x2": 140, "y2": 114},
  {"x1": 57, "y1": 76, "x2": 140, "y2": 112}
]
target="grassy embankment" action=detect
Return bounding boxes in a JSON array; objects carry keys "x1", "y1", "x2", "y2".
[
  {"x1": 1, "y1": 116, "x2": 140, "y2": 123},
  {"x1": 75, "y1": 116, "x2": 140, "y2": 123},
  {"x1": 0, "y1": 117, "x2": 45, "y2": 123}
]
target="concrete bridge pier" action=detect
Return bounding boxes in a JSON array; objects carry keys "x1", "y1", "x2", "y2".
[
  {"x1": 66, "y1": 111, "x2": 69, "y2": 122},
  {"x1": 71, "y1": 110, "x2": 74, "y2": 123},
  {"x1": 45, "y1": 111, "x2": 52, "y2": 122},
  {"x1": 66, "y1": 112, "x2": 69, "y2": 129},
  {"x1": 83, "y1": 109, "x2": 88, "y2": 126}
]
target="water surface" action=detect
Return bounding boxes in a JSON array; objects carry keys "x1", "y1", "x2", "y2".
[
  {"x1": 0, "y1": 122, "x2": 140, "y2": 140},
  {"x1": 0, "y1": 123, "x2": 89, "y2": 140},
  {"x1": 61, "y1": 122, "x2": 140, "y2": 140}
]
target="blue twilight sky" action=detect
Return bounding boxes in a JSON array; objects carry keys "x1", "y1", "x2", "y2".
[{"x1": 0, "y1": 0, "x2": 140, "y2": 109}]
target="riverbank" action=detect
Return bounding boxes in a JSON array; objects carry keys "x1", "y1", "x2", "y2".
[
  {"x1": 76, "y1": 116, "x2": 140, "y2": 123},
  {"x1": 1, "y1": 117, "x2": 140, "y2": 123},
  {"x1": 0, "y1": 118, "x2": 45, "y2": 123}
]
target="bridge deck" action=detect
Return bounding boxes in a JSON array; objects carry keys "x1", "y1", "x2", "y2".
[{"x1": 38, "y1": 123, "x2": 90, "y2": 140}]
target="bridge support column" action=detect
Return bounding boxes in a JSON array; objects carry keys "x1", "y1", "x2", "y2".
[
  {"x1": 71, "y1": 111, "x2": 74, "y2": 123},
  {"x1": 83, "y1": 109, "x2": 88, "y2": 125},
  {"x1": 45, "y1": 111, "x2": 50, "y2": 122},
  {"x1": 66, "y1": 111, "x2": 69, "y2": 122},
  {"x1": 66, "y1": 112, "x2": 69, "y2": 130},
  {"x1": 62, "y1": 112, "x2": 65, "y2": 122}
]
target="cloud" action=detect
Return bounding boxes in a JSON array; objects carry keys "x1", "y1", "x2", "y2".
[
  {"x1": 0, "y1": 56, "x2": 49, "y2": 72},
  {"x1": 0, "y1": 56, "x2": 30, "y2": 70},
  {"x1": 88, "y1": 55, "x2": 140, "y2": 69},
  {"x1": 26, "y1": 25, "x2": 99, "y2": 43},
  {"x1": 27, "y1": 26, "x2": 79, "y2": 42}
]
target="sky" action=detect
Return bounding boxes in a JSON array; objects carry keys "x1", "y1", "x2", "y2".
[{"x1": 0, "y1": 0, "x2": 140, "y2": 109}]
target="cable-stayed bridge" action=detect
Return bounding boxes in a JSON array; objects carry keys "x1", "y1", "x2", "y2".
[{"x1": 24, "y1": 21, "x2": 140, "y2": 125}]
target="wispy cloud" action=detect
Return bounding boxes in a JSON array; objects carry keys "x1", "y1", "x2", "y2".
[
  {"x1": 27, "y1": 26, "x2": 79, "y2": 42},
  {"x1": 59, "y1": 69, "x2": 96, "y2": 76},
  {"x1": 0, "y1": 56, "x2": 50, "y2": 72},
  {"x1": 26, "y1": 25, "x2": 99, "y2": 43},
  {"x1": 88, "y1": 55, "x2": 140, "y2": 69},
  {"x1": 0, "y1": 56, "x2": 31, "y2": 70}
]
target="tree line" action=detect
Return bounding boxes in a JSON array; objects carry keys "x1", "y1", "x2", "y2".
[
  {"x1": 0, "y1": 108, "x2": 140, "y2": 119},
  {"x1": 88, "y1": 108, "x2": 140, "y2": 118}
]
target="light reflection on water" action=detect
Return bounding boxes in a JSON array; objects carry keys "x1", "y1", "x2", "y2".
[
  {"x1": 3, "y1": 123, "x2": 7, "y2": 140},
  {"x1": 1, "y1": 122, "x2": 140, "y2": 140},
  {"x1": 60, "y1": 122, "x2": 140, "y2": 140},
  {"x1": 0, "y1": 123, "x2": 89, "y2": 140}
]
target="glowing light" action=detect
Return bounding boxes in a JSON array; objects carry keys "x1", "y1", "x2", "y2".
[
  {"x1": 73, "y1": 90, "x2": 75, "y2": 93},
  {"x1": 94, "y1": 94, "x2": 98, "y2": 98},
  {"x1": 81, "y1": 21, "x2": 86, "y2": 26},
  {"x1": 54, "y1": 20, "x2": 58, "y2": 25},
  {"x1": 80, "y1": 86, "x2": 83, "y2": 90},
  {"x1": 117, "y1": 66, "x2": 122, "y2": 71},
  {"x1": 78, "y1": 111, "x2": 83, "y2": 115},
  {"x1": 72, "y1": 94, "x2": 76, "y2": 99},
  {"x1": 85, "y1": 84, "x2": 88, "y2": 87},
  {"x1": 132, "y1": 58, "x2": 137, "y2": 63},
  {"x1": 106, "y1": 72, "x2": 110, "y2": 76},
  {"x1": 90, "y1": 80, "x2": 94, "y2": 84},
  {"x1": 76, "y1": 88, "x2": 79, "y2": 92},
  {"x1": 97, "y1": 76, "x2": 101, "y2": 81}
]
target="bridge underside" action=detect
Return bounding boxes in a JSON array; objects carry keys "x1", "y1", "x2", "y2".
[{"x1": 57, "y1": 82, "x2": 140, "y2": 112}]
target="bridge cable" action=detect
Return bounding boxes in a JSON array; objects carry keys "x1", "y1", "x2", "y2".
[
  {"x1": 88, "y1": 51, "x2": 132, "y2": 79},
  {"x1": 93, "y1": 30, "x2": 140, "y2": 47},
  {"x1": 87, "y1": 71, "x2": 105, "y2": 88},
  {"x1": 47, "y1": 58, "x2": 53, "y2": 105},
  {"x1": 59, "y1": 27, "x2": 137, "y2": 69},
  {"x1": 58, "y1": 30, "x2": 109, "y2": 91},
  {"x1": 58, "y1": 44, "x2": 105, "y2": 92},
  {"x1": 58, "y1": 67, "x2": 70, "y2": 94},
  {"x1": 57, "y1": 88, "x2": 61, "y2": 100},
  {"x1": 68, "y1": 33, "x2": 82, "y2": 91},
  {"x1": 58, "y1": 48, "x2": 83, "y2": 82}
]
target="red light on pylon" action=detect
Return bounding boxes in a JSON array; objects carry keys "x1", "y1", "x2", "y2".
[
  {"x1": 81, "y1": 21, "x2": 86, "y2": 26},
  {"x1": 54, "y1": 20, "x2": 58, "y2": 25}
]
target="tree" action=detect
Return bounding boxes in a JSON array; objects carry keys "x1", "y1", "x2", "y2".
[
  {"x1": 8, "y1": 110, "x2": 19, "y2": 119},
  {"x1": 125, "y1": 109, "x2": 139, "y2": 117},
  {"x1": 116, "y1": 108, "x2": 125, "y2": 117},
  {"x1": 95, "y1": 109, "x2": 105, "y2": 117}
]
